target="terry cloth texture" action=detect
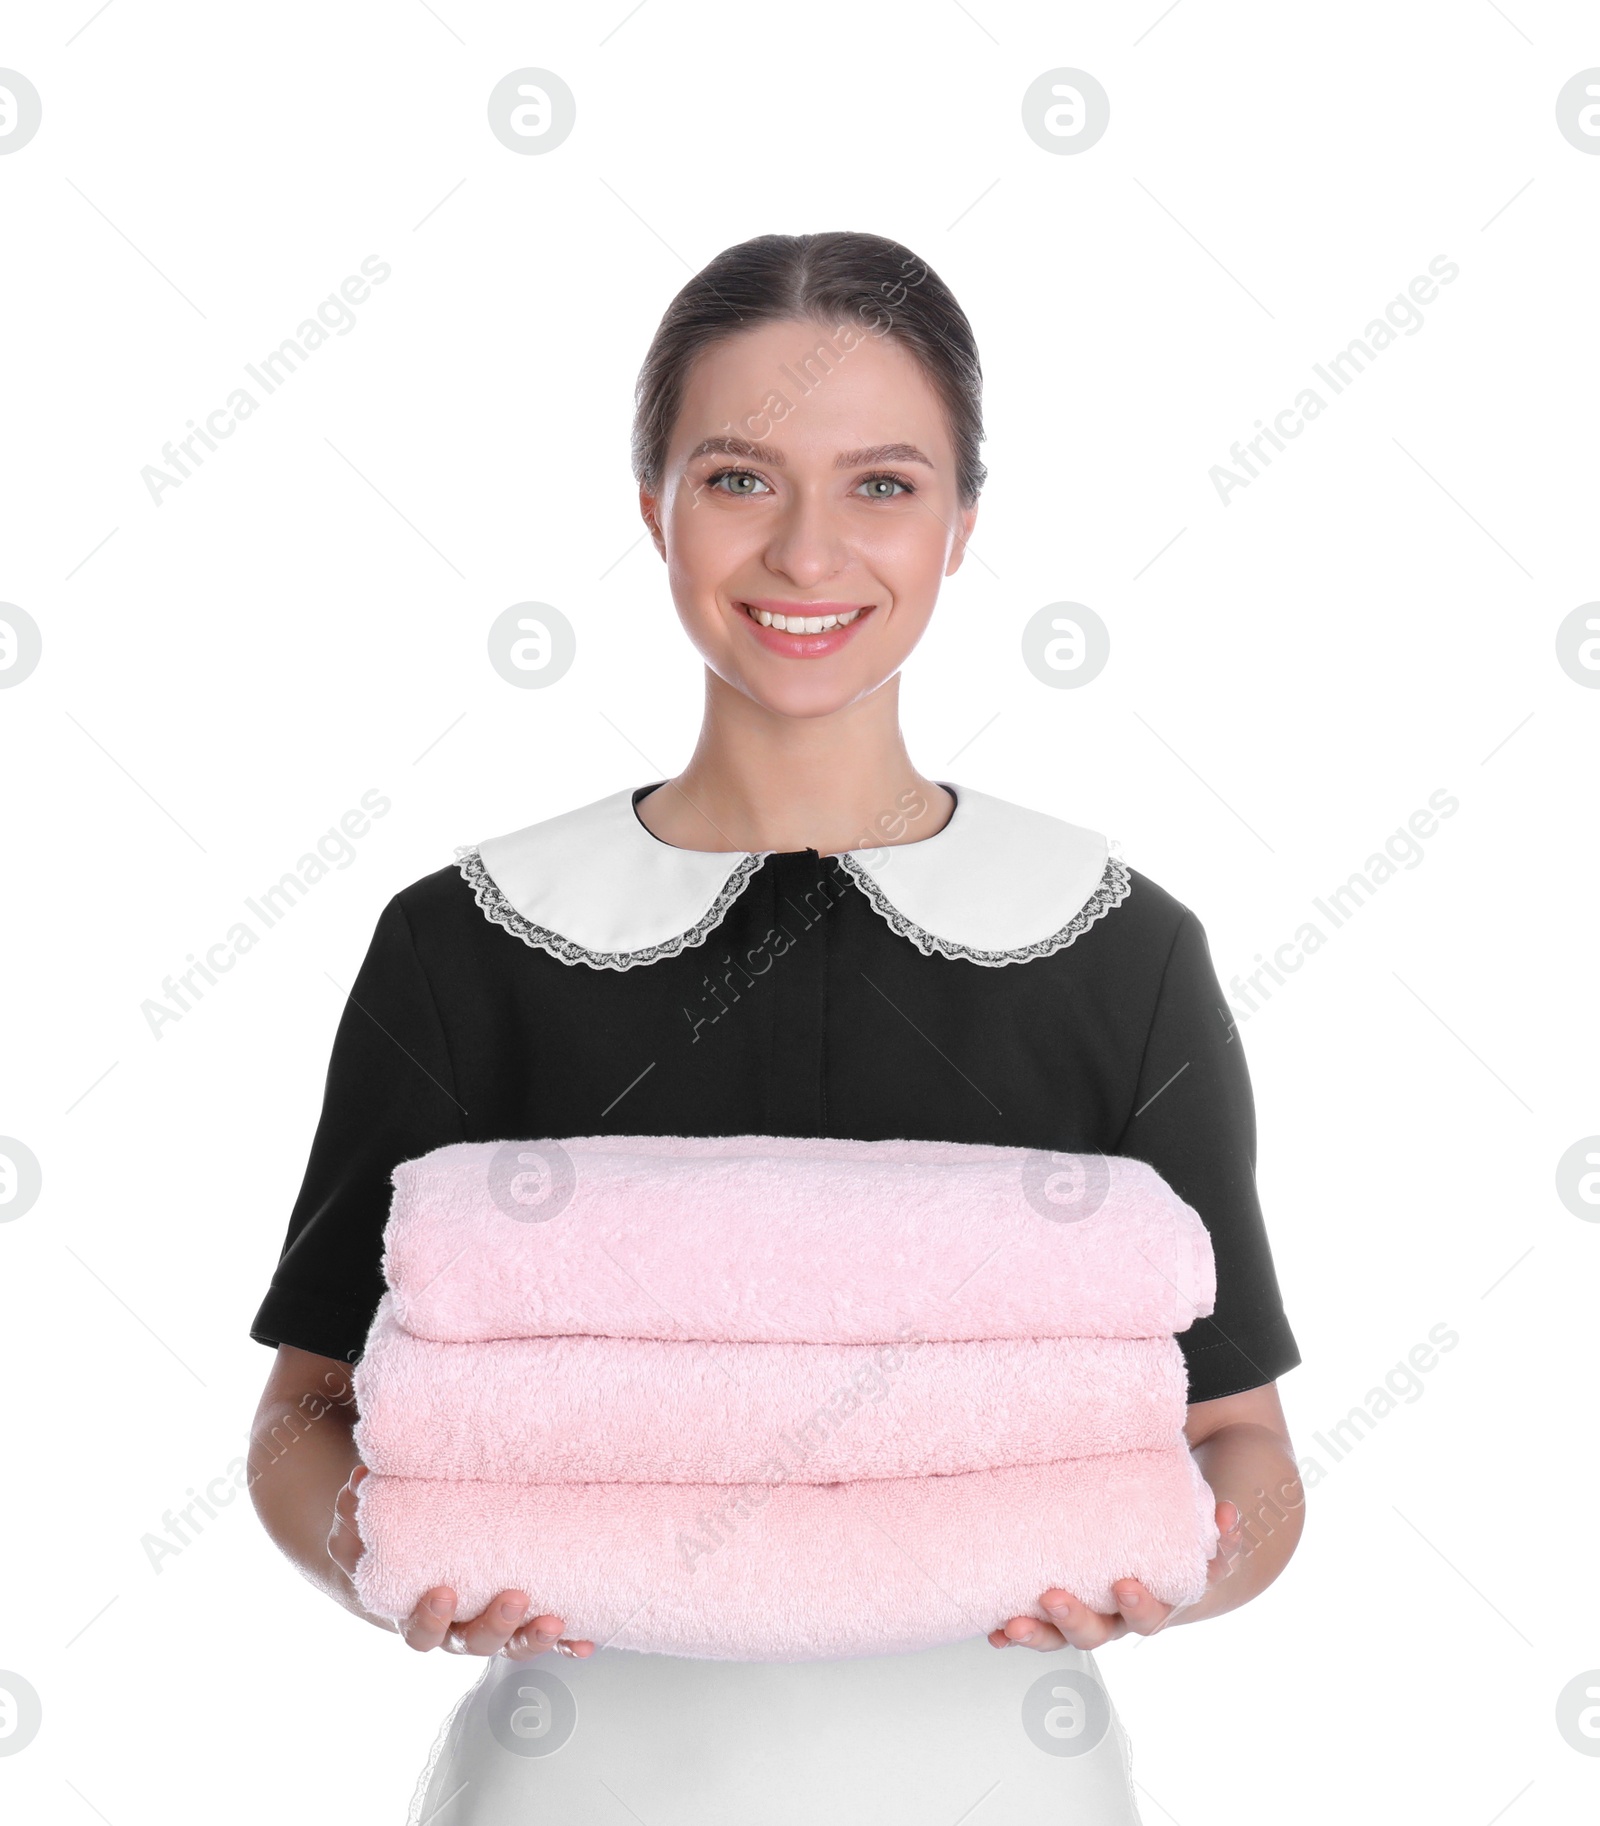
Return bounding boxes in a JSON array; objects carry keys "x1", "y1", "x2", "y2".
[
  {"x1": 353, "y1": 1294, "x2": 1190, "y2": 1484},
  {"x1": 354, "y1": 1450, "x2": 1219, "y2": 1661},
  {"x1": 352, "y1": 1133, "x2": 1221, "y2": 1658},
  {"x1": 381, "y1": 1134, "x2": 1216, "y2": 1343}
]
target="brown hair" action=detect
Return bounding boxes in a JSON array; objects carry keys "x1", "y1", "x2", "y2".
[{"x1": 632, "y1": 231, "x2": 987, "y2": 509}]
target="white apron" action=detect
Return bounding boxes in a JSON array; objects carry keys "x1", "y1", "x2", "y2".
[{"x1": 406, "y1": 1633, "x2": 1144, "y2": 1824}]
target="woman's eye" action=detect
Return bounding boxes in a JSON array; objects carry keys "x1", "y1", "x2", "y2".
[
  {"x1": 704, "y1": 468, "x2": 913, "y2": 500},
  {"x1": 708, "y1": 469, "x2": 771, "y2": 497},
  {"x1": 857, "y1": 473, "x2": 913, "y2": 499}
]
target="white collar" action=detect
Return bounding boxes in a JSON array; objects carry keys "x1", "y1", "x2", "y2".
[{"x1": 456, "y1": 782, "x2": 1130, "y2": 971}]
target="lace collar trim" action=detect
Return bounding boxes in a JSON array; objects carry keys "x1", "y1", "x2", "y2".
[{"x1": 455, "y1": 780, "x2": 1131, "y2": 972}]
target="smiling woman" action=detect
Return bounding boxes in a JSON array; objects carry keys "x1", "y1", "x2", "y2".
[
  {"x1": 246, "y1": 229, "x2": 1304, "y2": 1826},
  {"x1": 631, "y1": 272, "x2": 984, "y2": 759}
]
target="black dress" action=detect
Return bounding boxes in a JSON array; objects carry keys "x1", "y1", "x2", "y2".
[
  {"x1": 250, "y1": 776, "x2": 1301, "y2": 1824},
  {"x1": 253, "y1": 778, "x2": 1299, "y2": 1403}
]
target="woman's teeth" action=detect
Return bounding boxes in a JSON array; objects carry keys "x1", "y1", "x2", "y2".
[{"x1": 743, "y1": 604, "x2": 864, "y2": 633}]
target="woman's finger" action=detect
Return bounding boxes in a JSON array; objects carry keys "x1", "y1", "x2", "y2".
[
  {"x1": 988, "y1": 1616, "x2": 1067, "y2": 1650},
  {"x1": 326, "y1": 1476, "x2": 364, "y2": 1579},
  {"x1": 501, "y1": 1615, "x2": 570, "y2": 1661},
  {"x1": 1111, "y1": 1581, "x2": 1174, "y2": 1636},
  {"x1": 501, "y1": 1622, "x2": 599, "y2": 1661},
  {"x1": 1037, "y1": 1589, "x2": 1126, "y2": 1649},
  {"x1": 452, "y1": 1590, "x2": 533, "y2": 1657},
  {"x1": 1203, "y1": 1501, "x2": 1247, "y2": 1588},
  {"x1": 401, "y1": 1587, "x2": 459, "y2": 1653}
]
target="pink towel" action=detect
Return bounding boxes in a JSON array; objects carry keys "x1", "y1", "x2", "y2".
[
  {"x1": 353, "y1": 1293, "x2": 1190, "y2": 1484},
  {"x1": 353, "y1": 1450, "x2": 1220, "y2": 1660},
  {"x1": 353, "y1": 1134, "x2": 1220, "y2": 1658},
  {"x1": 383, "y1": 1134, "x2": 1215, "y2": 1344}
]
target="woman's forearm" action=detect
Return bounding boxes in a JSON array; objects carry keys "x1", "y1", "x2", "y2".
[
  {"x1": 248, "y1": 1351, "x2": 387, "y2": 1625},
  {"x1": 1172, "y1": 1420, "x2": 1305, "y2": 1627}
]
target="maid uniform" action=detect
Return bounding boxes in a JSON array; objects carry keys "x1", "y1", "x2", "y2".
[{"x1": 251, "y1": 778, "x2": 1301, "y2": 1825}]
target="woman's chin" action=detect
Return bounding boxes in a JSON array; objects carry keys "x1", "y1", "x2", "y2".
[{"x1": 711, "y1": 657, "x2": 902, "y2": 720}]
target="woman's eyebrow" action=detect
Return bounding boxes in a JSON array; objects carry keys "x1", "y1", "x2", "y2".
[
  {"x1": 685, "y1": 436, "x2": 936, "y2": 470},
  {"x1": 835, "y1": 443, "x2": 935, "y2": 470}
]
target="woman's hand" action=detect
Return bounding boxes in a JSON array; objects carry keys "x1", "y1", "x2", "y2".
[
  {"x1": 329, "y1": 1466, "x2": 597, "y2": 1660},
  {"x1": 987, "y1": 1498, "x2": 1243, "y2": 1650}
]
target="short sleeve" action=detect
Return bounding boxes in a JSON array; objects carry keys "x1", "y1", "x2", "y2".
[
  {"x1": 1112, "y1": 906, "x2": 1301, "y2": 1403},
  {"x1": 250, "y1": 895, "x2": 465, "y2": 1364}
]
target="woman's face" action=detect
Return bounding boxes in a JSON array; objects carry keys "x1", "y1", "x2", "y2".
[{"x1": 642, "y1": 317, "x2": 979, "y2": 719}]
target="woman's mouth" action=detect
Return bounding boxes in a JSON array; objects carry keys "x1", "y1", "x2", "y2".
[{"x1": 736, "y1": 599, "x2": 876, "y2": 657}]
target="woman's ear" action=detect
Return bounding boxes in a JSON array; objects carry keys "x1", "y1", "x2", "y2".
[
  {"x1": 639, "y1": 484, "x2": 666, "y2": 560},
  {"x1": 945, "y1": 500, "x2": 980, "y2": 576}
]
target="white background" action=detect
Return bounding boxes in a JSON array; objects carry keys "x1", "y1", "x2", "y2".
[{"x1": 2, "y1": 1, "x2": 1597, "y2": 1820}]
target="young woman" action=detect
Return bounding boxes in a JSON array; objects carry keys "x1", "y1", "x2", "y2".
[{"x1": 248, "y1": 230, "x2": 1304, "y2": 1822}]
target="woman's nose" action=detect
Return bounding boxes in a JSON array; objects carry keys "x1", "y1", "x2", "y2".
[{"x1": 760, "y1": 494, "x2": 853, "y2": 585}]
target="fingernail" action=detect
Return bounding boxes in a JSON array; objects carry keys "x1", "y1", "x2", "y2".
[
  {"x1": 427, "y1": 1595, "x2": 452, "y2": 1618},
  {"x1": 499, "y1": 1600, "x2": 522, "y2": 1622},
  {"x1": 1117, "y1": 1587, "x2": 1140, "y2": 1607}
]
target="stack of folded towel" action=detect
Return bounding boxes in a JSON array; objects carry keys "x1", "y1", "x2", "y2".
[{"x1": 351, "y1": 1133, "x2": 1220, "y2": 1661}]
